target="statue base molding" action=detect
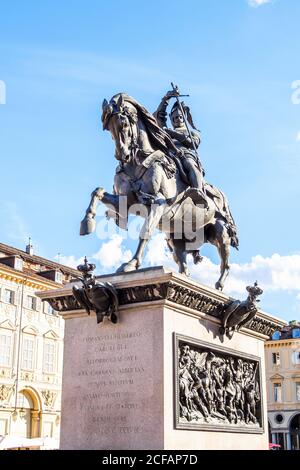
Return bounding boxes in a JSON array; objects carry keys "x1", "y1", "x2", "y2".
[{"x1": 38, "y1": 266, "x2": 285, "y2": 450}]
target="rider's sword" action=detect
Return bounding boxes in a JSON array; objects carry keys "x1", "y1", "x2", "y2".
[{"x1": 171, "y1": 82, "x2": 199, "y2": 156}]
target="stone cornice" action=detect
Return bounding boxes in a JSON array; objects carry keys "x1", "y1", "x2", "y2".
[
  {"x1": 265, "y1": 339, "x2": 300, "y2": 348},
  {"x1": 37, "y1": 267, "x2": 286, "y2": 338}
]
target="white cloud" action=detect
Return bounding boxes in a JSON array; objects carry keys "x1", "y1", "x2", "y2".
[
  {"x1": 247, "y1": 0, "x2": 271, "y2": 7},
  {"x1": 144, "y1": 233, "x2": 175, "y2": 267},
  {"x1": 144, "y1": 234, "x2": 300, "y2": 299},
  {"x1": 57, "y1": 235, "x2": 132, "y2": 272},
  {"x1": 54, "y1": 254, "x2": 85, "y2": 269},
  {"x1": 225, "y1": 253, "x2": 300, "y2": 296},
  {"x1": 296, "y1": 132, "x2": 300, "y2": 141},
  {"x1": 93, "y1": 234, "x2": 132, "y2": 270}
]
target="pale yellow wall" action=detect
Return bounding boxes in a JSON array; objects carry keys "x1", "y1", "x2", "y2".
[
  {"x1": 0, "y1": 268, "x2": 64, "y2": 443},
  {"x1": 265, "y1": 339, "x2": 300, "y2": 411}
]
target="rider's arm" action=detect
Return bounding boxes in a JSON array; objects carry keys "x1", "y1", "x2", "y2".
[
  {"x1": 154, "y1": 97, "x2": 169, "y2": 128},
  {"x1": 154, "y1": 90, "x2": 179, "y2": 128}
]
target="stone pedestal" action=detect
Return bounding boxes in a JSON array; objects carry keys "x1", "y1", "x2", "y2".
[{"x1": 38, "y1": 267, "x2": 285, "y2": 450}]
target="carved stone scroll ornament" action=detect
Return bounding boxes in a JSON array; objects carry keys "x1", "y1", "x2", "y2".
[
  {"x1": 0, "y1": 384, "x2": 14, "y2": 402},
  {"x1": 220, "y1": 282, "x2": 264, "y2": 339},
  {"x1": 41, "y1": 390, "x2": 57, "y2": 408},
  {"x1": 72, "y1": 258, "x2": 119, "y2": 324},
  {"x1": 177, "y1": 339, "x2": 262, "y2": 431}
]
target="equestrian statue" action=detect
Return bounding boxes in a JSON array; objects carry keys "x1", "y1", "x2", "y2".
[{"x1": 80, "y1": 85, "x2": 239, "y2": 290}]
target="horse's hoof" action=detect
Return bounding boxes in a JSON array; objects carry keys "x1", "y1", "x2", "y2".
[
  {"x1": 96, "y1": 312, "x2": 104, "y2": 324},
  {"x1": 80, "y1": 216, "x2": 96, "y2": 236},
  {"x1": 110, "y1": 312, "x2": 118, "y2": 324},
  {"x1": 181, "y1": 270, "x2": 190, "y2": 277},
  {"x1": 215, "y1": 281, "x2": 223, "y2": 291},
  {"x1": 116, "y1": 259, "x2": 139, "y2": 273}
]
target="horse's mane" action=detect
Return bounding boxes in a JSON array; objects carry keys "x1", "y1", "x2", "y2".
[{"x1": 109, "y1": 93, "x2": 177, "y2": 155}]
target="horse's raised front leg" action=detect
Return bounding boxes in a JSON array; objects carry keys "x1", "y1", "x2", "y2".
[
  {"x1": 80, "y1": 188, "x2": 122, "y2": 235},
  {"x1": 80, "y1": 187, "x2": 105, "y2": 235}
]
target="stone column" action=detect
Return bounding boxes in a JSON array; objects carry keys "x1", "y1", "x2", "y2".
[
  {"x1": 30, "y1": 410, "x2": 40, "y2": 437},
  {"x1": 286, "y1": 432, "x2": 292, "y2": 450}
]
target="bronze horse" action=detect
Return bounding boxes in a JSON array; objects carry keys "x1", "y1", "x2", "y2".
[{"x1": 80, "y1": 93, "x2": 238, "y2": 290}]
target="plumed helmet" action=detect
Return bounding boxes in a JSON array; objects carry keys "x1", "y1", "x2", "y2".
[{"x1": 169, "y1": 101, "x2": 199, "y2": 131}]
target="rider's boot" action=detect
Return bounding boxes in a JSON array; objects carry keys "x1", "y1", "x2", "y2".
[{"x1": 186, "y1": 187, "x2": 209, "y2": 208}]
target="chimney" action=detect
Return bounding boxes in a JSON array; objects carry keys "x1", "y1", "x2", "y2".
[{"x1": 26, "y1": 237, "x2": 34, "y2": 256}]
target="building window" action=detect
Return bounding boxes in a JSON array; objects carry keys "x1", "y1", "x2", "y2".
[
  {"x1": 296, "y1": 383, "x2": 300, "y2": 402},
  {"x1": 275, "y1": 413, "x2": 284, "y2": 424},
  {"x1": 274, "y1": 383, "x2": 282, "y2": 402},
  {"x1": 26, "y1": 295, "x2": 37, "y2": 310},
  {"x1": 43, "y1": 302, "x2": 54, "y2": 315},
  {"x1": 43, "y1": 342, "x2": 56, "y2": 374},
  {"x1": 272, "y1": 331, "x2": 281, "y2": 340},
  {"x1": 55, "y1": 271, "x2": 63, "y2": 284},
  {"x1": 14, "y1": 257, "x2": 23, "y2": 271},
  {"x1": 22, "y1": 337, "x2": 34, "y2": 370},
  {"x1": 292, "y1": 351, "x2": 300, "y2": 365},
  {"x1": 3, "y1": 289, "x2": 14, "y2": 304},
  {"x1": 272, "y1": 352, "x2": 280, "y2": 365},
  {"x1": 292, "y1": 328, "x2": 300, "y2": 339},
  {"x1": 0, "y1": 334, "x2": 12, "y2": 366}
]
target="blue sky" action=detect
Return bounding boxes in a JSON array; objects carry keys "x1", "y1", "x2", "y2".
[{"x1": 0, "y1": 0, "x2": 300, "y2": 321}]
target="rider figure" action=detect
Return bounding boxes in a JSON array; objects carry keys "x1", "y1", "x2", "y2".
[{"x1": 155, "y1": 89, "x2": 208, "y2": 208}]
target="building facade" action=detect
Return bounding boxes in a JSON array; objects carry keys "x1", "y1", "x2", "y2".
[
  {"x1": 0, "y1": 242, "x2": 78, "y2": 447},
  {"x1": 265, "y1": 321, "x2": 300, "y2": 450}
]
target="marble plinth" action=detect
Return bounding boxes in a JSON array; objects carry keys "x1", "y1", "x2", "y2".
[{"x1": 38, "y1": 267, "x2": 285, "y2": 450}]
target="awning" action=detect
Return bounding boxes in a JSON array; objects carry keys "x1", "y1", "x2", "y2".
[{"x1": 0, "y1": 435, "x2": 59, "y2": 450}]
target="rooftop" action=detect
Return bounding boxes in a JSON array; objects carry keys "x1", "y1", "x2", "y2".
[
  {"x1": 0, "y1": 242, "x2": 78, "y2": 282},
  {"x1": 269, "y1": 321, "x2": 300, "y2": 341}
]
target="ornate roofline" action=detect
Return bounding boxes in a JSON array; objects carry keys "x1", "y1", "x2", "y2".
[{"x1": 0, "y1": 242, "x2": 78, "y2": 277}]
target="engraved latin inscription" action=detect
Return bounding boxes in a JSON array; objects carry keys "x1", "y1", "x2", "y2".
[{"x1": 76, "y1": 329, "x2": 148, "y2": 437}]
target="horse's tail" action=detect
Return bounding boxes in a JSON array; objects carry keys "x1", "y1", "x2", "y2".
[
  {"x1": 217, "y1": 188, "x2": 239, "y2": 250},
  {"x1": 226, "y1": 223, "x2": 239, "y2": 250}
]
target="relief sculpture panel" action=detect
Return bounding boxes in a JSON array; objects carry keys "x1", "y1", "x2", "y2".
[{"x1": 175, "y1": 335, "x2": 263, "y2": 433}]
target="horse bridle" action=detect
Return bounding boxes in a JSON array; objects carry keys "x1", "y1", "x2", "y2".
[{"x1": 103, "y1": 101, "x2": 139, "y2": 162}]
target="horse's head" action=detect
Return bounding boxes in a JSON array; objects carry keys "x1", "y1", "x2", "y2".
[{"x1": 102, "y1": 94, "x2": 138, "y2": 163}]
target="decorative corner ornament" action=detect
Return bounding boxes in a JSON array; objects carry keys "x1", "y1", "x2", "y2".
[
  {"x1": 72, "y1": 257, "x2": 119, "y2": 324},
  {"x1": 220, "y1": 282, "x2": 263, "y2": 339}
]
